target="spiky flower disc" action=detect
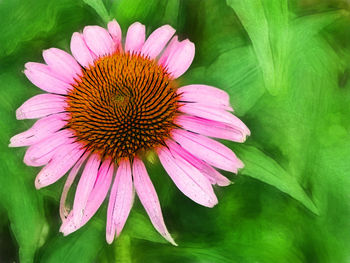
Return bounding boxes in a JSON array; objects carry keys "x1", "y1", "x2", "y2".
[{"x1": 66, "y1": 52, "x2": 179, "y2": 160}]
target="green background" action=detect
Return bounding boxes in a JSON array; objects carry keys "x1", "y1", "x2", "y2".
[{"x1": 0, "y1": 0, "x2": 350, "y2": 262}]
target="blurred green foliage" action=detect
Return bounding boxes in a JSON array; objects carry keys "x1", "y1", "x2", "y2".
[{"x1": 0, "y1": 0, "x2": 350, "y2": 262}]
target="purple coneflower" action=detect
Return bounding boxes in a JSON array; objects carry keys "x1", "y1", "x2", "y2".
[{"x1": 10, "y1": 20, "x2": 250, "y2": 245}]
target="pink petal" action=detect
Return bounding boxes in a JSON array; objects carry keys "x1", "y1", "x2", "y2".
[
  {"x1": 178, "y1": 84, "x2": 233, "y2": 111},
  {"x1": 107, "y1": 19, "x2": 122, "y2": 47},
  {"x1": 159, "y1": 38, "x2": 195, "y2": 78},
  {"x1": 158, "y1": 146, "x2": 218, "y2": 207},
  {"x1": 60, "y1": 152, "x2": 89, "y2": 221},
  {"x1": 106, "y1": 158, "x2": 134, "y2": 244},
  {"x1": 179, "y1": 104, "x2": 251, "y2": 136},
  {"x1": 70, "y1": 32, "x2": 95, "y2": 68},
  {"x1": 9, "y1": 113, "x2": 68, "y2": 147},
  {"x1": 24, "y1": 129, "x2": 74, "y2": 167},
  {"x1": 16, "y1": 94, "x2": 66, "y2": 120},
  {"x1": 71, "y1": 154, "x2": 101, "y2": 225},
  {"x1": 61, "y1": 158, "x2": 114, "y2": 235},
  {"x1": 141, "y1": 25, "x2": 175, "y2": 59},
  {"x1": 167, "y1": 140, "x2": 231, "y2": 186},
  {"x1": 35, "y1": 142, "x2": 84, "y2": 189},
  {"x1": 175, "y1": 115, "x2": 247, "y2": 142},
  {"x1": 132, "y1": 157, "x2": 177, "y2": 246},
  {"x1": 125, "y1": 22, "x2": 145, "y2": 53},
  {"x1": 158, "y1": 36, "x2": 178, "y2": 66},
  {"x1": 43, "y1": 48, "x2": 82, "y2": 84},
  {"x1": 171, "y1": 129, "x2": 244, "y2": 173},
  {"x1": 24, "y1": 62, "x2": 71, "y2": 94},
  {"x1": 83, "y1": 26, "x2": 115, "y2": 57}
]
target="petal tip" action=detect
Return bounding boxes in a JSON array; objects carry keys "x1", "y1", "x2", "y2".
[
  {"x1": 239, "y1": 134, "x2": 247, "y2": 143},
  {"x1": 35, "y1": 177, "x2": 44, "y2": 189},
  {"x1": 8, "y1": 142, "x2": 17, "y2": 148},
  {"x1": 106, "y1": 231, "x2": 114, "y2": 244},
  {"x1": 131, "y1": 22, "x2": 144, "y2": 27},
  {"x1": 207, "y1": 195, "x2": 219, "y2": 208},
  {"x1": 59, "y1": 225, "x2": 69, "y2": 236},
  {"x1": 42, "y1": 48, "x2": 56, "y2": 60},
  {"x1": 165, "y1": 234, "x2": 178, "y2": 246},
  {"x1": 162, "y1": 24, "x2": 176, "y2": 34},
  {"x1": 24, "y1": 62, "x2": 34, "y2": 70},
  {"x1": 246, "y1": 129, "x2": 251, "y2": 137},
  {"x1": 237, "y1": 159, "x2": 244, "y2": 169},
  {"x1": 15, "y1": 108, "x2": 26, "y2": 120},
  {"x1": 59, "y1": 219, "x2": 78, "y2": 236},
  {"x1": 8, "y1": 136, "x2": 17, "y2": 147}
]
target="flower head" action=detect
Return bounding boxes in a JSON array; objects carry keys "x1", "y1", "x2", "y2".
[{"x1": 10, "y1": 19, "x2": 250, "y2": 245}]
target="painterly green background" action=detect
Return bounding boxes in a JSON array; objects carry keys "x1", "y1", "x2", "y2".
[{"x1": 0, "y1": 0, "x2": 350, "y2": 262}]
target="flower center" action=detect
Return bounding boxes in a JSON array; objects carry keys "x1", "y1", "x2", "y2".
[{"x1": 65, "y1": 52, "x2": 179, "y2": 161}]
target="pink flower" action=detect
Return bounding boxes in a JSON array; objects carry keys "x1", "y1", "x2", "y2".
[{"x1": 10, "y1": 20, "x2": 250, "y2": 245}]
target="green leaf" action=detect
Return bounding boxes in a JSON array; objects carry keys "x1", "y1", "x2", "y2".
[
  {"x1": 0, "y1": 70, "x2": 47, "y2": 263},
  {"x1": 292, "y1": 11, "x2": 342, "y2": 41},
  {"x1": 109, "y1": 0, "x2": 170, "y2": 30},
  {"x1": 83, "y1": 0, "x2": 110, "y2": 23},
  {"x1": 226, "y1": 0, "x2": 288, "y2": 95},
  {"x1": 235, "y1": 145, "x2": 318, "y2": 214},
  {"x1": 125, "y1": 211, "x2": 168, "y2": 244},
  {"x1": 0, "y1": 0, "x2": 86, "y2": 58},
  {"x1": 185, "y1": 46, "x2": 265, "y2": 115},
  {"x1": 39, "y1": 218, "x2": 105, "y2": 263}
]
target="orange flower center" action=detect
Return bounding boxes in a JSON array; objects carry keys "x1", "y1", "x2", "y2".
[{"x1": 65, "y1": 52, "x2": 180, "y2": 161}]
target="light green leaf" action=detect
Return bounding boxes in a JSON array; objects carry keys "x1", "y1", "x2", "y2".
[
  {"x1": 83, "y1": 0, "x2": 110, "y2": 23},
  {"x1": 110, "y1": 0, "x2": 170, "y2": 30},
  {"x1": 292, "y1": 11, "x2": 342, "y2": 41},
  {"x1": 0, "y1": 70, "x2": 47, "y2": 263},
  {"x1": 125, "y1": 211, "x2": 168, "y2": 244},
  {"x1": 235, "y1": 145, "x2": 318, "y2": 214},
  {"x1": 226, "y1": 0, "x2": 288, "y2": 95},
  {"x1": 39, "y1": 218, "x2": 105, "y2": 263},
  {"x1": 161, "y1": 0, "x2": 180, "y2": 26},
  {"x1": 184, "y1": 46, "x2": 264, "y2": 115},
  {"x1": 0, "y1": 0, "x2": 85, "y2": 58}
]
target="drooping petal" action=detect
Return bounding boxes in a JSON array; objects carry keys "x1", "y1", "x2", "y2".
[
  {"x1": 24, "y1": 62, "x2": 72, "y2": 94},
  {"x1": 107, "y1": 19, "x2": 122, "y2": 47},
  {"x1": 132, "y1": 157, "x2": 177, "y2": 245},
  {"x1": 141, "y1": 25, "x2": 175, "y2": 59},
  {"x1": 125, "y1": 22, "x2": 145, "y2": 53},
  {"x1": 10, "y1": 113, "x2": 68, "y2": 147},
  {"x1": 83, "y1": 26, "x2": 115, "y2": 57},
  {"x1": 35, "y1": 142, "x2": 84, "y2": 189},
  {"x1": 106, "y1": 159, "x2": 134, "y2": 244},
  {"x1": 171, "y1": 129, "x2": 244, "y2": 173},
  {"x1": 70, "y1": 32, "x2": 95, "y2": 68},
  {"x1": 158, "y1": 146, "x2": 218, "y2": 207},
  {"x1": 197, "y1": 162, "x2": 231, "y2": 187},
  {"x1": 43, "y1": 48, "x2": 82, "y2": 84},
  {"x1": 179, "y1": 103, "x2": 251, "y2": 136},
  {"x1": 167, "y1": 140, "x2": 231, "y2": 186},
  {"x1": 178, "y1": 84, "x2": 232, "y2": 111},
  {"x1": 16, "y1": 94, "x2": 66, "y2": 120},
  {"x1": 159, "y1": 38, "x2": 195, "y2": 78},
  {"x1": 175, "y1": 115, "x2": 247, "y2": 142},
  {"x1": 24, "y1": 129, "x2": 74, "y2": 167},
  {"x1": 60, "y1": 152, "x2": 89, "y2": 221},
  {"x1": 60, "y1": 158, "x2": 114, "y2": 235}
]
